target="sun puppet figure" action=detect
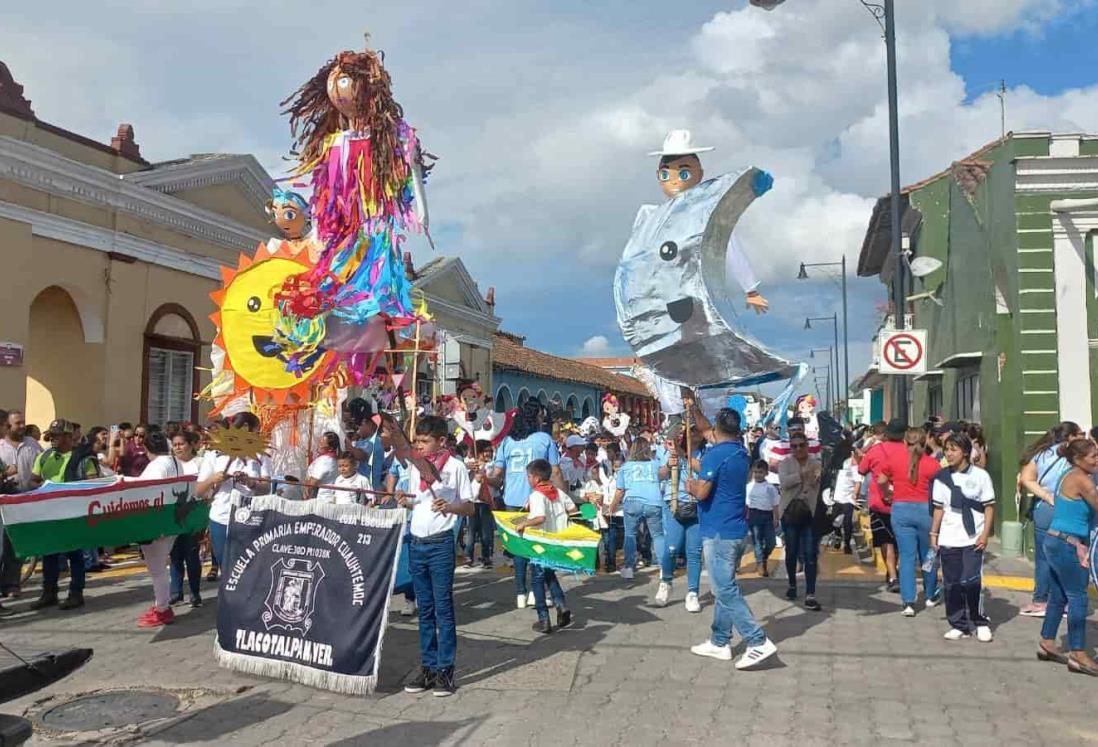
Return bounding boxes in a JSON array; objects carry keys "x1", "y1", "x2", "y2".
[
  {"x1": 209, "y1": 244, "x2": 335, "y2": 407},
  {"x1": 207, "y1": 425, "x2": 270, "y2": 461}
]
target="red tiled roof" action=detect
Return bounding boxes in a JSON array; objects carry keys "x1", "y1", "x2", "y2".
[
  {"x1": 573, "y1": 356, "x2": 640, "y2": 368},
  {"x1": 493, "y1": 334, "x2": 651, "y2": 398}
]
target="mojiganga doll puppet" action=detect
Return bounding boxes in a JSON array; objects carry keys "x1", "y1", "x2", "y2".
[
  {"x1": 613, "y1": 129, "x2": 794, "y2": 387},
  {"x1": 450, "y1": 379, "x2": 514, "y2": 448},
  {"x1": 272, "y1": 45, "x2": 430, "y2": 374},
  {"x1": 602, "y1": 393, "x2": 630, "y2": 439},
  {"x1": 261, "y1": 187, "x2": 322, "y2": 265},
  {"x1": 649, "y1": 130, "x2": 768, "y2": 314},
  {"x1": 794, "y1": 394, "x2": 819, "y2": 440}
]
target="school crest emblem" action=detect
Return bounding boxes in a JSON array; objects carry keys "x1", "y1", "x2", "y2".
[{"x1": 262, "y1": 558, "x2": 325, "y2": 634}]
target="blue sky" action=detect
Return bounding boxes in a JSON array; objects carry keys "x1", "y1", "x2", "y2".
[{"x1": 3, "y1": 0, "x2": 1098, "y2": 403}]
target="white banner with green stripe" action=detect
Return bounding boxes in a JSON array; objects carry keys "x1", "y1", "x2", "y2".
[{"x1": 0, "y1": 476, "x2": 207, "y2": 557}]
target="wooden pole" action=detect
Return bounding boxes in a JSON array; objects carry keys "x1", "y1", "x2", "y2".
[{"x1": 407, "y1": 318, "x2": 423, "y2": 439}]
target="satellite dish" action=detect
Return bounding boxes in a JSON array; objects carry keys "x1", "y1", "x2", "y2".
[{"x1": 909, "y1": 256, "x2": 943, "y2": 278}]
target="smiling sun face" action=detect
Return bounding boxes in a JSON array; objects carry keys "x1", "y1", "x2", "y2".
[{"x1": 209, "y1": 245, "x2": 332, "y2": 405}]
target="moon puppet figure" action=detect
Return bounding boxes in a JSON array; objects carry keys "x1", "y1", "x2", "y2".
[{"x1": 614, "y1": 168, "x2": 794, "y2": 388}]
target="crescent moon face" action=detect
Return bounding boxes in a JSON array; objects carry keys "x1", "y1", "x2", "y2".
[{"x1": 614, "y1": 168, "x2": 791, "y2": 387}]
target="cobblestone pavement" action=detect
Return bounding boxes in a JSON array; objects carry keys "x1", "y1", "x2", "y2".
[{"x1": 2, "y1": 557, "x2": 1096, "y2": 746}]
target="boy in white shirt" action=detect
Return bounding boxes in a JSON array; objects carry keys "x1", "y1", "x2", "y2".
[
  {"x1": 746, "y1": 460, "x2": 781, "y2": 576},
  {"x1": 330, "y1": 452, "x2": 372, "y2": 505},
  {"x1": 398, "y1": 416, "x2": 474, "y2": 698},
  {"x1": 514, "y1": 459, "x2": 575, "y2": 634}
]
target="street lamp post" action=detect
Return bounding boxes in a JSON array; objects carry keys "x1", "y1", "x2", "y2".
[
  {"x1": 805, "y1": 314, "x2": 841, "y2": 419},
  {"x1": 809, "y1": 347, "x2": 836, "y2": 415},
  {"x1": 762, "y1": 0, "x2": 903, "y2": 421},
  {"x1": 798, "y1": 257, "x2": 850, "y2": 423},
  {"x1": 812, "y1": 364, "x2": 832, "y2": 412}
]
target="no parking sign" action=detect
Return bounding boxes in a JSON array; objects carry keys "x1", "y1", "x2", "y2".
[{"x1": 878, "y1": 329, "x2": 927, "y2": 375}]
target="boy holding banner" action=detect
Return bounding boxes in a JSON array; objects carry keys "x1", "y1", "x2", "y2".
[{"x1": 399, "y1": 416, "x2": 475, "y2": 698}]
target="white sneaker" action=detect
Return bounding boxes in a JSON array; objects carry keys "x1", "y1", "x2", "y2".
[
  {"x1": 654, "y1": 581, "x2": 672, "y2": 607},
  {"x1": 401, "y1": 598, "x2": 417, "y2": 616},
  {"x1": 527, "y1": 591, "x2": 536, "y2": 607},
  {"x1": 547, "y1": 596, "x2": 554, "y2": 608},
  {"x1": 901, "y1": 605, "x2": 916, "y2": 617},
  {"x1": 943, "y1": 628, "x2": 970, "y2": 641},
  {"x1": 516, "y1": 594, "x2": 527, "y2": 610},
  {"x1": 925, "y1": 597, "x2": 939, "y2": 610},
  {"x1": 735, "y1": 638, "x2": 778, "y2": 670},
  {"x1": 619, "y1": 567, "x2": 634, "y2": 580},
  {"x1": 684, "y1": 591, "x2": 701, "y2": 613},
  {"x1": 976, "y1": 625, "x2": 993, "y2": 642},
  {"x1": 690, "y1": 640, "x2": 732, "y2": 661}
]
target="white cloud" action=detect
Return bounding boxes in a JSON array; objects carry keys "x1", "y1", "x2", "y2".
[{"x1": 580, "y1": 335, "x2": 611, "y2": 356}]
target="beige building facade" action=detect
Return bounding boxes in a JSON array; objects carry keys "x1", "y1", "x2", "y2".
[
  {"x1": 0, "y1": 61, "x2": 274, "y2": 429},
  {"x1": 0, "y1": 61, "x2": 500, "y2": 430}
]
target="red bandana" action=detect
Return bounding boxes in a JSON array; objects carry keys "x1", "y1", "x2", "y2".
[
  {"x1": 419, "y1": 450, "x2": 451, "y2": 491},
  {"x1": 533, "y1": 482, "x2": 559, "y2": 502}
]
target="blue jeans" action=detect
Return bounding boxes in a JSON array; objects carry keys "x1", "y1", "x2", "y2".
[
  {"x1": 747, "y1": 509, "x2": 776, "y2": 566},
  {"x1": 601, "y1": 517, "x2": 624, "y2": 570},
  {"x1": 781, "y1": 519, "x2": 818, "y2": 595},
  {"x1": 1041, "y1": 533, "x2": 1090, "y2": 651},
  {"x1": 662, "y1": 505, "x2": 701, "y2": 592},
  {"x1": 892, "y1": 501, "x2": 938, "y2": 605},
  {"x1": 42, "y1": 551, "x2": 86, "y2": 595},
  {"x1": 531, "y1": 564, "x2": 565, "y2": 621},
  {"x1": 170, "y1": 533, "x2": 201, "y2": 598},
  {"x1": 513, "y1": 555, "x2": 530, "y2": 595},
  {"x1": 623, "y1": 500, "x2": 665, "y2": 572},
  {"x1": 410, "y1": 534, "x2": 458, "y2": 670},
  {"x1": 464, "y1": 503, "x2": 494, "y2": 562},
  {"x1": 1032, "y1": 500, "x2": 1054, "y2": 603},
  {"x1": 703, "y1": 535, "x2": 765, "y2": 648},
  {"x1": 210, "y1": 521, "x2": 228, "y2": 568}
]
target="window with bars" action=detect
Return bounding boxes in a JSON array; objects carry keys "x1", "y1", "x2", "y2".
[
  {"x1": 147, "y1": 347, "x2": 194, "y2": 426},
  {"x1": 928, "y1": 382, "x2": 943, "y2": 420},
  {"x1": 955, "y1": 369, "x2": 980, "y2": 422}
]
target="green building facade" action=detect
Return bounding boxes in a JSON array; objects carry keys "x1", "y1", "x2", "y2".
[{"x1": 858, "y1": 131, "x2": 1098, "y2": 530}]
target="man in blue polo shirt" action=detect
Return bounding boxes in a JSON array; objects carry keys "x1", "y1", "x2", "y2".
[{"x1": 685, "y1": 408, "x2": 776, "y2": 669}]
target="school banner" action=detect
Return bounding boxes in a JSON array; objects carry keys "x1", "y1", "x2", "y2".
[
  {"x1": 214, "y1": 496, "x2": 405, "y2": 695},
  {"x1": 0, "y1": 476, "x2": 205, "y2": 557}
]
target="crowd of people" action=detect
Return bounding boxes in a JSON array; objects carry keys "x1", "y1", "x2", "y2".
[{"x1": 4, "y1": 396, "x2": 1098, "y2": 695}]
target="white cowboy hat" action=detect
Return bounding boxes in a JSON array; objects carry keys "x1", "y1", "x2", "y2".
[{"x1": 648, "y1": 129, "x2": 715, "y2": 157}]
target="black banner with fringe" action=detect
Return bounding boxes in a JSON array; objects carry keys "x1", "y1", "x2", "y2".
[{"x1": 214, "y1": 496, "x2": 404, "y2": 694}]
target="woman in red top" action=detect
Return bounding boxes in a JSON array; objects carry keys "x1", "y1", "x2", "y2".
[
  {"x1": 859, "y1": 423, "x2": 900, "y2": 592},
  {"x1": 881, "y1": 426, "x2": 942, "y2": 615}
]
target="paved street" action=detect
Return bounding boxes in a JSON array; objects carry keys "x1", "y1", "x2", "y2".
[{"x1": 0, "y1": 551, "x2": 1095, "y2": 747}]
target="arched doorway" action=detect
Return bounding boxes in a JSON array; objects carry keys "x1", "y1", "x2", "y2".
[
  {"x1": 25, "y1": 286, "x2": 102, "y2": 429},
  {"x1": 495, "y1": 385, "x2": 514, "y2": 412},
  {"x1": 142, "y1": 304, "x2": 201, "y2": 424},
  {"x1": 537, "y1": 390, "x2": 548, "y2": 406},
  {"x1": 566, "y1": 394, "x2": 579, "y2": 420},
  {"x1": 517, "y1": 388, "x2": 530, "y2": 407},
  {"x1": 581, "y1": 396, "x2": 594, "y2": 419}
]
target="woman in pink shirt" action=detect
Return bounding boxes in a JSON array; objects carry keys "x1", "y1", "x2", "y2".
[{"x1": 880, "y1": 426, "x2": 943, "y2": 615}]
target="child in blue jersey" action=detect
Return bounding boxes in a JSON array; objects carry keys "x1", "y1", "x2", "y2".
[{"x1": 608, "y1": 438, "x2": 667, "y2": 596}]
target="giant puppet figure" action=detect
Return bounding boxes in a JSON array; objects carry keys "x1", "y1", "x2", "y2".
[
  {"x1": 206, "y1": 42, "x2": 433, "y2": 417},
  {"x1": 614, "y1": 130, "x2": 793, "y2": 388}
]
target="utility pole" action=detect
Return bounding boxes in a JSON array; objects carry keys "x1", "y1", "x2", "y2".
[{"x1": 885, "y1": 0, "x2": 907, "y2": 421}]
